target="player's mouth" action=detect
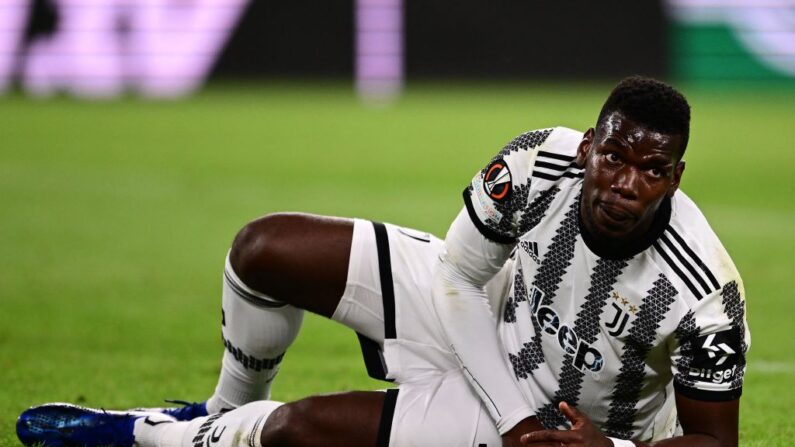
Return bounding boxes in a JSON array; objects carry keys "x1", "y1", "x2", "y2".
[{"x1": 595, "y1": 201, "x2": 637, "y2": 229}]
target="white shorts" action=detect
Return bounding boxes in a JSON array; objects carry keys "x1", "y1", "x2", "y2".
[
  {"x1": 380, "y1": 370, "x2": 500, "y2": 446},
  {"x1": 331, "y1": 219, "x2": 507, "y2": 446}
]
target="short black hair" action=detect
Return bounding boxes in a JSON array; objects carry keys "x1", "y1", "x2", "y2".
[{"x1": 597, "y1": 76, "x2": 691, "y2": 157}]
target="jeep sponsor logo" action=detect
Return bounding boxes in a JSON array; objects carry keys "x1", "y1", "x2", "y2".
[{"x1": 529, "y1": 287, "x2": 604, "y2": 373}]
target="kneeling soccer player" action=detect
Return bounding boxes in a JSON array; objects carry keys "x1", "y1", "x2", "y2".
[{"x1": 18, "y1": 77, "x2": 749, "y2": 447}]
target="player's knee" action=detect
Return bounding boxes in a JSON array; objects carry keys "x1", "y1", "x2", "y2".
[
  {"x1": 229, "y1": 212, "x2": 301, "y2": 291},
  {"x1": 258, "y1": 400, "x2": 313, "y2": 446}
]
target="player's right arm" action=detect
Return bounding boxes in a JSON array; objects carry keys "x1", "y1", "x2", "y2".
[
  {"x1": 432, "y1": 130, "x2": 554, "y2": 440},
  {"x1": 434, "y1": 208, "x2": 538, "y2": 439}
]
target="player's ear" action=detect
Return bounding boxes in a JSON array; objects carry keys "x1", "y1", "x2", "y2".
[
  {"x1": 575, "y1": 128, "x2": 594, "y2": 167},
  {"x1": 667, "y1": 161, "x2": 685, "y2": 197}
]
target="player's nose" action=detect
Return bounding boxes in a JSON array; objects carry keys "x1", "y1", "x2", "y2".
[{"x1": 610, "y1": 166, "x2": 639, "y2": 200}]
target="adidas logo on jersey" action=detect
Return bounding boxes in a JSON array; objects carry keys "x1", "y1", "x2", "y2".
[{"x1": 520, "y1": 241, "x2": 541, "y2": 263}]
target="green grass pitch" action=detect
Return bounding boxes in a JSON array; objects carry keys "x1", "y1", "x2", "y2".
[{"x1": 1, "y1": 82, "x2": 793, "y2": 445}]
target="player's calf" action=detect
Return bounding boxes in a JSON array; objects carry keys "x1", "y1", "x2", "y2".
[
  {"x1": 259, "y1": 392, "x2": 385, "y2": 447},
  {"x1": 204, "y1": 213, "x2": 354, "y2": 413}
]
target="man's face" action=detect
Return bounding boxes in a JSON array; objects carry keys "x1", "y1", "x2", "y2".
[{"x1": 576, "y1": 112, "x2": 685, "y2": 243}]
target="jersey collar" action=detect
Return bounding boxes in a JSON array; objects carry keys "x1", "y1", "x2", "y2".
[{"x1": 577, "y1": 193, "x2": 672, "y2": 260}]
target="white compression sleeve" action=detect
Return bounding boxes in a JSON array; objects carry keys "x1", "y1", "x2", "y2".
[
  {"x1": 206, "y1": 256, "x2": 304, "y2": 413},
  {"x1": 432, "y1": 208, "x2": 535, "y2": 435},
  {"x1": 134, "y1": 401, "x2": 283, "y2": 447}
]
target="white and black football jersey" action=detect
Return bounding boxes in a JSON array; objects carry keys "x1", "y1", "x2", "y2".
[{"x1": 463, "y1": 127, "x2": 750, "y2": 441}]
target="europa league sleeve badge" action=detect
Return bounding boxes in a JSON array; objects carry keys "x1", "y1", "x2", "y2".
[{"x1": 483, "y1": 160, "x2": 512, "y2": 202}]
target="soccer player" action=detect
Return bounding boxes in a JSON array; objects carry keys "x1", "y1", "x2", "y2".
[{"x1": 18, "y1": 77, "x2": 749, "y2": 447}]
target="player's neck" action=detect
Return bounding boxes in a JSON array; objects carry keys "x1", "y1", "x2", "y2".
[{"x1": 578, "y1": 195, "x2": 671, "y2": 260}]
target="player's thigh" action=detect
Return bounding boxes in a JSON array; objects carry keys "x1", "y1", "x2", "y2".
[
  {"x1": 260, "y1": 391, "x2": 388, "y2": 447},
  {"x1": 387, "y1": 372, "x2": 500, "y2": 446},
  {"x1": 230, "y1": 213, "x2": 354, "y2": 318}
]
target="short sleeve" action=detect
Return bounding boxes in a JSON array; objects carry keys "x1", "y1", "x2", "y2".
[
  {"x1": 671, "y1": 280, "x2": 750, "y2": 401},
  {"x1": 463, "y1": 129, "x2": 553, "y2": 244}
]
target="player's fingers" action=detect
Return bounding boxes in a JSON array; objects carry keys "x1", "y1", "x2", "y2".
[
  {"x1": 518, "y1": 438, "x2": 566, "y2": 447},
  {"x1": 521, "y1": 429, "x2": 582, "y2": 444},
  {"x1": 559, "y1": 401, "x2": 583, "y2": 424}
]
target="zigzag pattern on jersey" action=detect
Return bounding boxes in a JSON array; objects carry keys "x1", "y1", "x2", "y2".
[
  {"x1": 507, "y1": 198, "x2": 581, "y2": 379},
  {"x1": 652, "y1": 225, "x2": 720, "y2": 300},
  {"x1": 603, "y1": 275, "x2": 678, "y2": 440},
  {"x1": 517, "y1": 186, "x2": 560, "y2": 235},
  {"x1": 673, "y1": 310, "x2": 700, "y2": 389},
  {"x1": 485, "y1": 185, "x2": 558, "y2": 241},
  {"x1": 503, "y1": 265, "x2": 528, "y2": 324},
  {"x1": 480, "y1": 129, "x2": 554, "y2": 175},
  {"x1": 721, "y1": 281, "x2": 746, "y2": 390},
  {"x1": 531, "y1": 151, "x2": 585, "y2": 182},
  {"x1": 477, "y1": 130, "x2": 555, "y2": 240},
  {"x1": 484, "y1": 183, "x2": 531, "y2": 239},
  {"x1": 501, "y1": 187, "x2": 566, "y2": 323},
  {"x1": 536, "y1": 257, "x2": 628, "y2": 429}
]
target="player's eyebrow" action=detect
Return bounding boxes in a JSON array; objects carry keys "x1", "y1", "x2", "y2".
[
  {"x1": 641, "y1": 153, "x2": 674, "y2": 166},
  {"x1": 647, "y1": 154, "x2": 671, "y2": 162},
  {"x1": 604, "y1": 136, "x2": 630, "y2": 149}
]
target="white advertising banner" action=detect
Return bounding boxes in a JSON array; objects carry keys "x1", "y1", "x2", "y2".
[{"x1": 1, "y1": 0, "x2": 249, "y2": 98}]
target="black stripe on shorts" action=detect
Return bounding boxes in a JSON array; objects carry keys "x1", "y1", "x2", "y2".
[
  {"x1": 356, "y1": 332, "x2": 390, "y2": 382},
  {"x1": 376, "y1": 388, "x2": 400, "y2": 447},
  {"x1": 373, "y1": 222, "x2": 396, "y2": 339},
  {"x1": 355, "y1": 222, "x2": 397, "y2": 382}
]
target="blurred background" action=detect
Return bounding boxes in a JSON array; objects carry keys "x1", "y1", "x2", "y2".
[
  {"x1": 1, "y1": 0, "x2": 794, "y2": 98},
  {"x1": 1, "y1": 1, "x2": 794, "y2": 445}
]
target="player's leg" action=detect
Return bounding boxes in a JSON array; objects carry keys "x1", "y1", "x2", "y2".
[
  {"x1": 153, "y1": 213, "x2": 510, "y2": 421},
  {"x1": 17, "y1": 392, "x2": 389, "y2": 447},
  {"x1": 18, "y1": 372, "x2": 503, "y2": 447},
  {"x1": 143, "y1": 393, "x2": 387, "y2": 447},
  {"x1": 230, "y1": 213, "x2": 354, "y2": 318},
  {"x1": 257, "y1": 391, "x2": 390, "y2": 446},
  {"x1": 146, "y1": 392, "x2": 393, "y2": 447},
  {"x1": 207, "y1": 213, "x2": 388, "y2": 413},
  {"x1": 173, "y1": 213, "x2": 506, "y2": 416}
]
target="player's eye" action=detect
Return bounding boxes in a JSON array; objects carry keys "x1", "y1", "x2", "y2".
[
  {"x1": 605, "y1": 153, "x2": 621, "y2": 164},
  {"x1": 648, "y1": 167, "x2": 664, "y2": 178}
]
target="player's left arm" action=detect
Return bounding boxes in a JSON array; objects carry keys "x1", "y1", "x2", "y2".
[
  {"x1": 523, "y1": 276, "x2": 748, "y2": 446},
  {"x1": 519, "y1": 397, "x2": 737, "y2": 447}
]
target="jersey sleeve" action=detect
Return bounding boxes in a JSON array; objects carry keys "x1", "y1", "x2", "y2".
[
  {"x1": 671, "y1": 279, "x2": 750, "y2": 401},
  {"x1": 433, "y1": 208, "x2": 537, "y2": 434},
  {"x1": 463, "y1": 129, "x2": 554, "y2": 244}
]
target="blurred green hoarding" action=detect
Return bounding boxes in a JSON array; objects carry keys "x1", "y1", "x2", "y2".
[{"x1": 668, "y1": 0, "x2": 795, "y2": 81}]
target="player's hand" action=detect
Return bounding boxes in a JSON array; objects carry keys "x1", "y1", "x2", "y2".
[
  {"x1": 501, "y1": 416, "x2": 545, "y2": 447},
  {"x1": 519, "y1": 402, "x2": 614, "y2": 447}
]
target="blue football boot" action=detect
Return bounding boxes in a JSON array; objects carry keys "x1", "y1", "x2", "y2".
[
  {"x1": 133, "y1": 399, "x2": 208, "y2": 421},
  {"x1": 16, "y1": 403, "x2": 172, "y2": 447}
]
